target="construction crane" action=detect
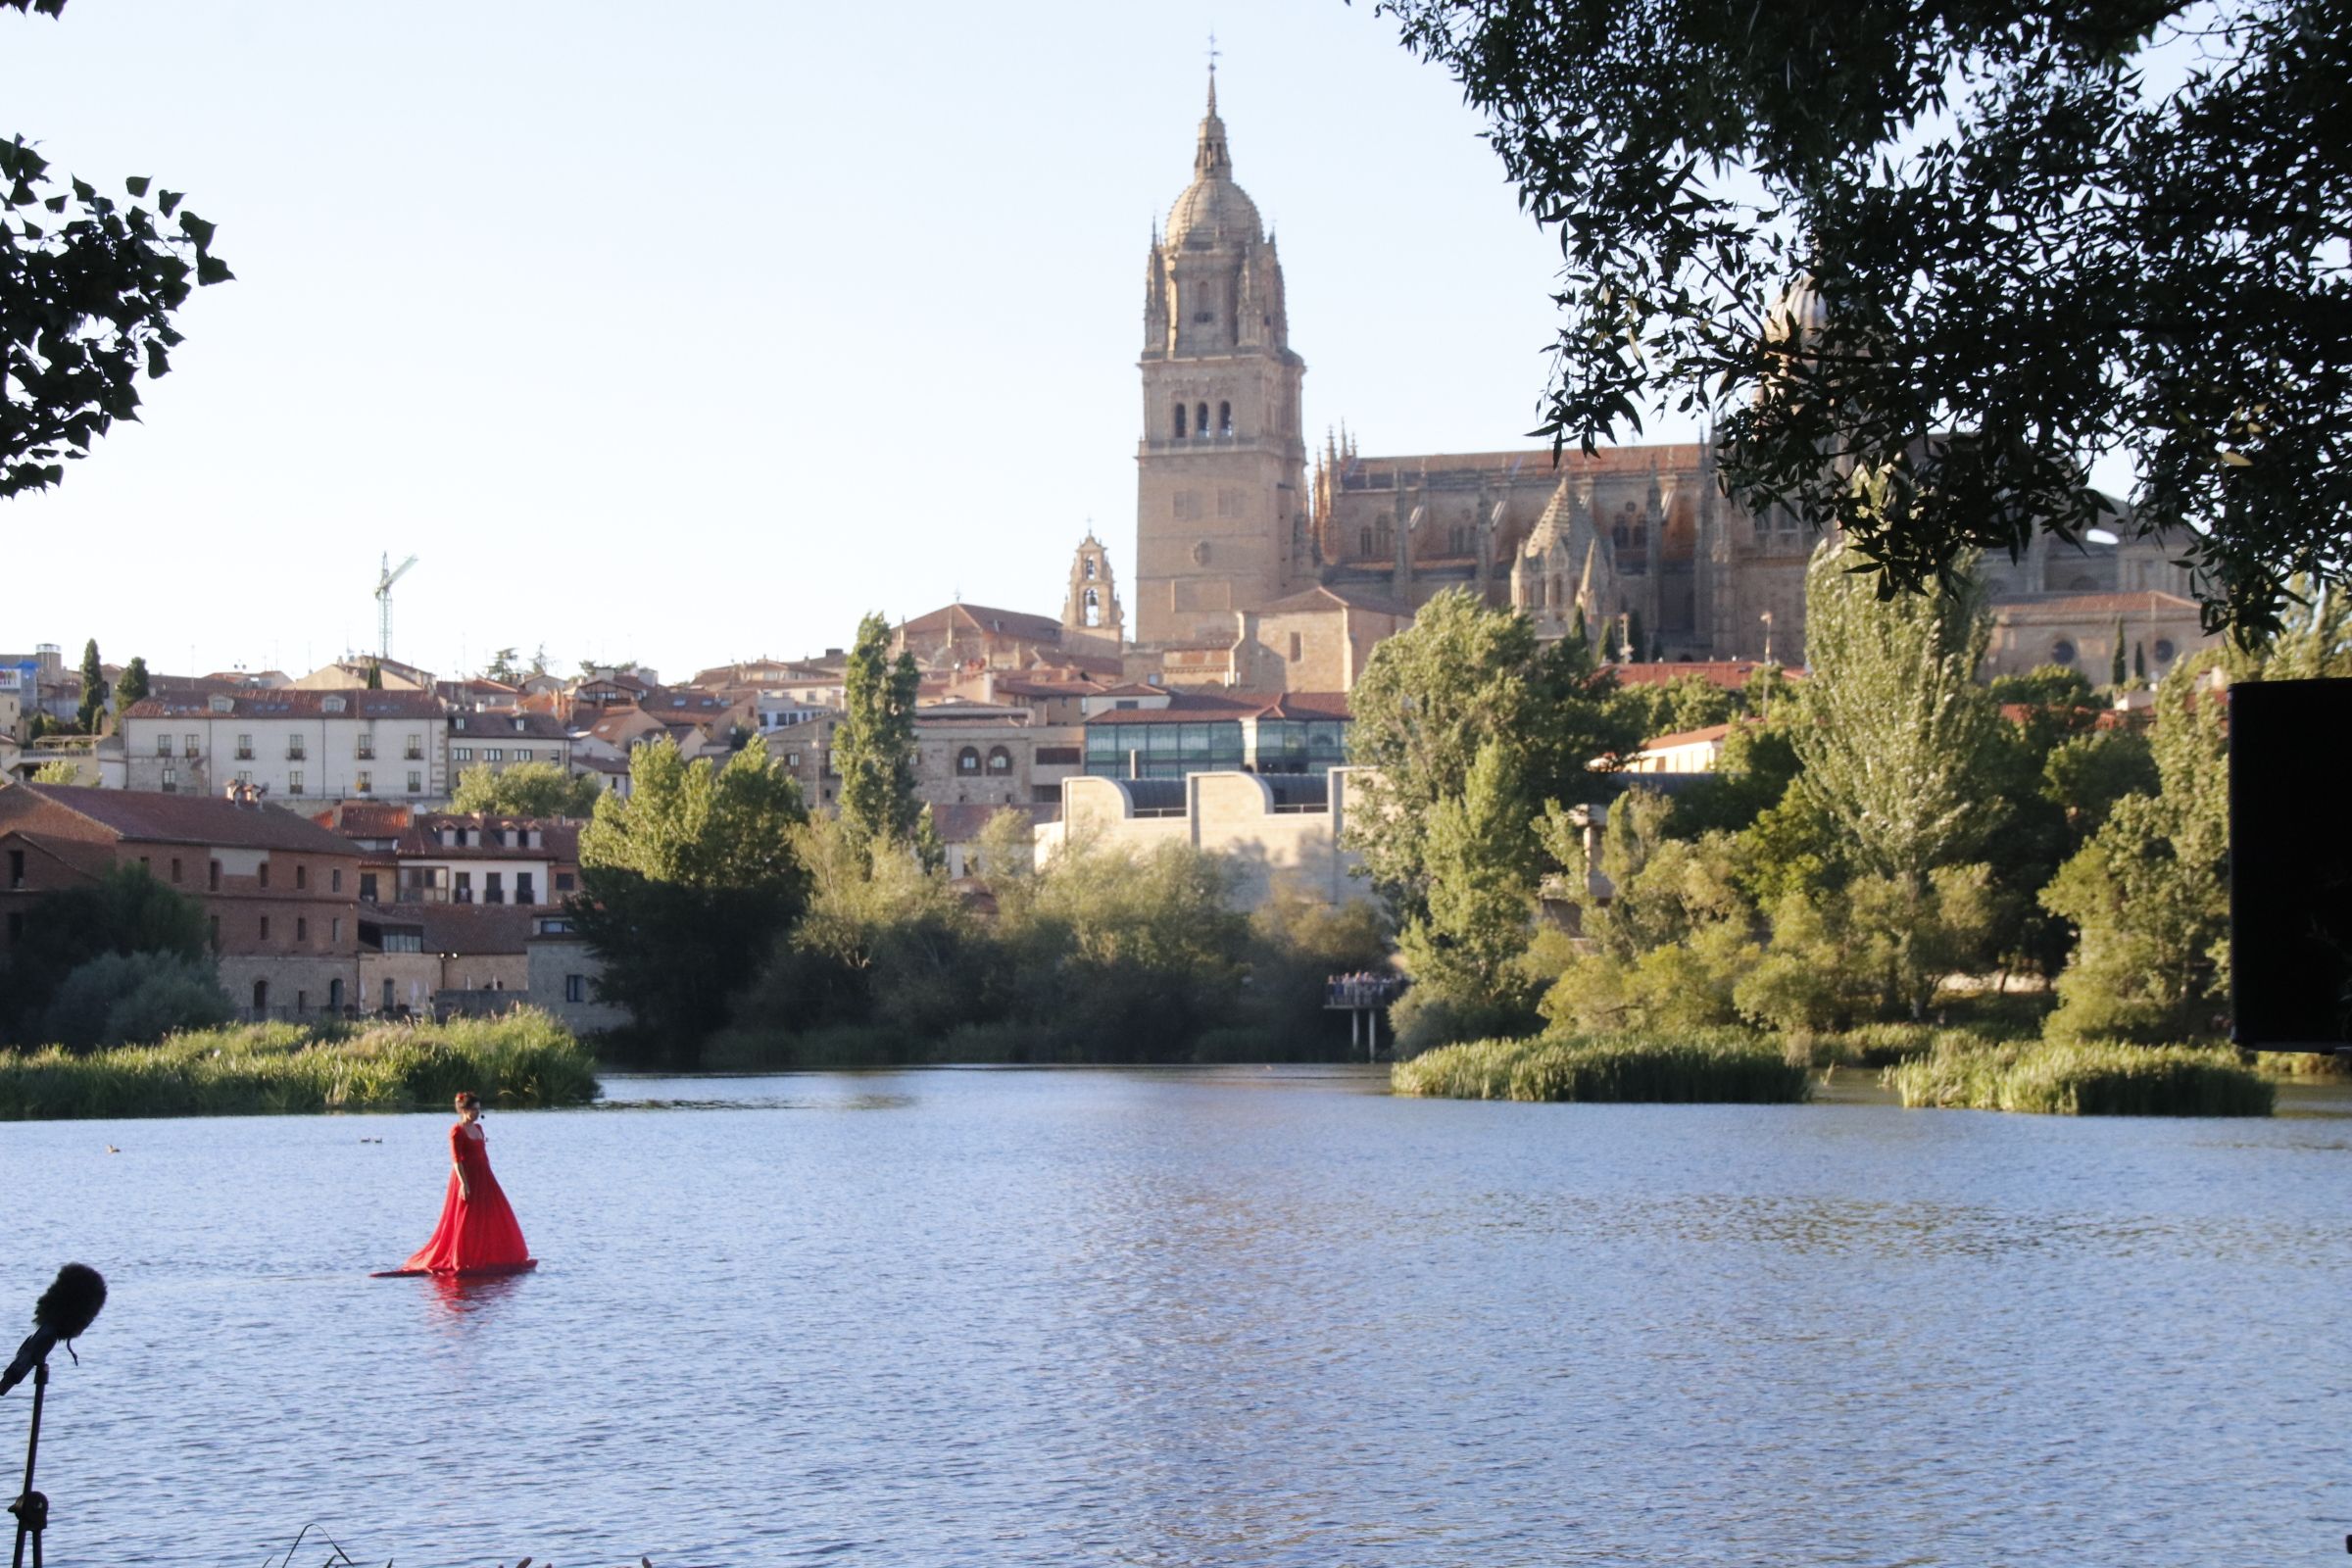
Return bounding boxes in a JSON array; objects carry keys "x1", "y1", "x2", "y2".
[{"x1": 374, "y1": 553, "x2": 418, "y2": 662}]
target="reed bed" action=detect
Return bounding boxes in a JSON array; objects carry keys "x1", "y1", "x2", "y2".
[
  {"x1": 0, "y1": 1008, "x2": 601, "y2": 1120},
  {"x1": 1393, "y1": 1030, "x2": 1812, "y2": 1103},
  {"x1": 1885, "y1": 1038, "x2": 2273, "y2": 1116}
]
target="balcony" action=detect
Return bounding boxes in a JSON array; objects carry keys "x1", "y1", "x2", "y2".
[{"x1": 355, "y1": 745, "x2": 375, "y2": 760}]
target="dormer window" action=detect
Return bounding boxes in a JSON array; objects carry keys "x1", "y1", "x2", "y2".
[
  {"x1": 209, "y1": 695, "x2": 233, "y2": 714},
  {"x1": 323, "y1": 695, "x2": 347, "y2": 714}
]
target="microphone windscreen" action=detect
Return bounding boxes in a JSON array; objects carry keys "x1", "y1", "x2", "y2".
[{"x1": 32, "y1": 1264, "x2": 105, "y2": 1342}]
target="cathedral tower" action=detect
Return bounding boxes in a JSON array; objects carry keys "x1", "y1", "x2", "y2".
[{"x1": 1134, "y1": 75, "x2": 1309, "y2": 646}]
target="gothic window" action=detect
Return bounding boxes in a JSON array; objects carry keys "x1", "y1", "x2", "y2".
[
  {"x1": 956, "y1": 746, "x2": 981, "y2": 774},
  {"x1": 1218, "y1": 401, "x2": 1233, "y2": 436},
  {"x1": 1174, "y1": 402, "x2": 1187, "y2": 439},
  {"x1": 1197, "y1": 402, "x2": 1209, "y2": 437},
  {"x1": 1359, "y1": 526, "x2": 1373, "y2": 558},
  {"x1": 1373, "y1": 519, "x2": 1394, "y2": 558},
  {"x1": 987, "y1": 747, "x2": 1012, "y2": 775}
]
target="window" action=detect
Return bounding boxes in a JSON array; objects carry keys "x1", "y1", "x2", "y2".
[
  {"x1": 183, "y1": 733, "x2": 198, "y2": 757},
  {"x1": 286, "y1": 737, "x2": 305, "y2": 760},
  {"x1": 162, "y1": 767, "x2": 178, "y2": 793},
  {"x1": 515, "y1": 748, "x2": 532, "y2": 761},
  {"x1": 564, "y1": 973, "x2": 586, "y2": 1004},
  {"x1": 405, "y1": 735, "x2": 422, "y2": 760},
  {"x1": 210, "y1": 860, "x2": 221, "y2": 891},
  {"x1": 356, "y1": 770, "x2": 371, "y2": 795},
  {"x1": 455, "y1": 871, "x2": 473, "y2": 904},
  {"x1": 235, "y1": 770, "x2": 252, "y2": 787},
  {"x1": 485, "y1": 748, "x2": 504, "y2": 762},
  {"x1": 1173, "y1": 402, "x2": 1188, "y2": 438},
  {"x1": 155, "y1": 734, "x2": 172, "y2": 757},
  {"x1": 1218, "y1": 400, "x2": 1232, "y2": 435},
  {"x1": 382, "y1": 979, "x2": 396, "y2": 1009},
  {"x1": 455, "y1": 747, "x2": 473, "y2": 762},
  {"x1": 288, "y1": 771, "x2": 304, "y2": 795},
  {"x1": 356, "y1": 737, "x2": 374, "y2": 759},
  {"x1": 295, "y1": 863, "x2": 308, "y2": 890},
  {"x1": 1289, "y1": 632, "x2": 1303, "y2": 662},
  {"x1": 6, "y1": 849, "x2": 21, "y2": 889},
  {"x1": 485, "y1": 872, "x2": 505, "y2": 905},
  {"x1": 331, "y1": 917, "x2": 341, "y2": 943},
  {"x1": 516, "y1": 872, "x2": 536, "y2": 905},
  {"x1": 331, "y1": 868, "x2": 342, "y2": 893},
  {"x1": 295, "y1": 916, "x2": 308, "y2": 942},
  {"x1": 296, "y1": 990, "x2": 308, "y2": 1013},
  {"x1": 259, "y1": 861, "x2": 270, "y2": 890},
  {"x1": 956, "y1": 747, "x2": 981, "y2": 775},
  {"x1": 555, "y1": 871, "x2": 575, "y2": 893},
  {"x1": 327, "y1": 978, "x2": 343, "y2": 1011},
  {"x1": 1358, "y1": 526, "x2": 1373, "y2": 557},
  {"x1": 171, "y1": 858, "x2": 182, "y2": 883},
  {"x1": 260, "y1": 915, "x2": 271, "y2": 941},
  {"x1": 2050, "y1": 638, "x2": 2078, "y2": 665},
  {"x1": 408, "y1": 771, "x2": 422, "y2": 795},
  {"x1": 236, "y1": 733, "x2": 253, "y2": 760},
  {"x1": 1196, "y1": 400, "x2": 1209, "y2": 434},
  {"x1": 987, "y1": 746, "x2": 1011, "y2": 775},
  {"x1": 360, "y1": 871, "x2": 377, "y2": 903},
  {"x1": 2154, "y1": 638, "x2": 2178, "y2": 663},
  {"x1": 252, "y1": 979, "x2": 268, "y2": 1013}
]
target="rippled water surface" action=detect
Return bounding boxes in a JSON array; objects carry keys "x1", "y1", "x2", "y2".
[{"x1": 8, "y1": 1068, "x2": 2349, "y2": 1566}]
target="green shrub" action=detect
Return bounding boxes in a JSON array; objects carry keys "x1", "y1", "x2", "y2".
[
  {"x1": 0, "y1": 1008, "x2": 599, "y2": 1119},
  {"x1": 41, "y1": 951, "x2": 231, "y2": 1050},
  {"x1": 1393, "y1": 1029, "x2": 1811, "y2": 1102},
  {"x1": 1885, "y1": 1037, "x2": 2272, "y2": 1116},
  {"x1": 1389, "y1": 987, "x2": 1542, "y2": 1057}
]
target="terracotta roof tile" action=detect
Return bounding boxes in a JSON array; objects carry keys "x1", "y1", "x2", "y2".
[{"x1": 7, "y1": 784, "x2": 367, "y2": 855}]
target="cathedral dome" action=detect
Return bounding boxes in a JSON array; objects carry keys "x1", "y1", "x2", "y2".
[
  {"x1": 1165, "y1": 78, "x2": 1262, "y2": 251},
  {"x1": 1167, "y1": 175, "x2": 1262, "y2": 251}
]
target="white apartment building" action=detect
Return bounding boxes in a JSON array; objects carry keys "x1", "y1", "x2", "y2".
[{"x1": 120, "y1": 690, "x2": 450, "y2": 803}]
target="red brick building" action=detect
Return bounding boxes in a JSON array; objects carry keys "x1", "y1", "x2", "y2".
[{"x1": 0, "y1": 782, "x2": 365, "y2": 1017}]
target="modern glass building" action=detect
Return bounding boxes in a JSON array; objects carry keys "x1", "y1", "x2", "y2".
[{"x1": 1081, "y1": 693, "x2": 1350, "y2": 781}]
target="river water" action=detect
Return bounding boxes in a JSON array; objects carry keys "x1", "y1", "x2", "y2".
[{"x1": 5, "y1": 1067, "x2": 2347, "y2": 1566}]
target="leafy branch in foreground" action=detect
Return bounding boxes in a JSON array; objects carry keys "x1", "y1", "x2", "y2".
[
  {"x1": 1376, "y1": 0, "x2": 2350, "y2": 643},
  {"x1": 4, "y1": 0, "x2": 234, "y2": 495}
]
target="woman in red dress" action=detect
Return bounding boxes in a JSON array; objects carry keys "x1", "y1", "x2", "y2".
[{"x1": 400, "y1": 1091, "x2": 534, "y2": 1275}]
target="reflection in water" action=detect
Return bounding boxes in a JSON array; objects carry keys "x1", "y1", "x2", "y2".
[
  {"x1": 8, "y1": 1068, "x2": 2347, "y2": 1567},
  {"x1": 419, "y1": 1268, "x2": 533, "y2": 1322}
]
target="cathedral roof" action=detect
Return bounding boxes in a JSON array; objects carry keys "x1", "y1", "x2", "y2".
[{"x1": 1166, "y1": 74, "x2": 1262, "y2": 251}]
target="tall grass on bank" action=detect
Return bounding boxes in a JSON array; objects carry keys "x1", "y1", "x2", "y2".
[
  {"x1": 1885, "y1": 1038, "x2": 2273, "y2": 1116},
  {"x1": 1393, "y1": 1030, "x2": 1812, "y2": 1103},
  {"x1": 0, "y1": 1009, "x2": 601, "y2": 1120}
]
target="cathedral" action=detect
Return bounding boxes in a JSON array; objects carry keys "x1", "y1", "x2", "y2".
[{"x1": 1059, "y1": 75, "x2": 2203, "y2": 685}]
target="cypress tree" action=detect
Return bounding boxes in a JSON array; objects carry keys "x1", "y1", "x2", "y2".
[
  {"x1": 74, "y1": 639, "x2": 107, "y2": 732},
  {"x1": 2109, "y1": 617, "x2": 2128, "y2": 687}
]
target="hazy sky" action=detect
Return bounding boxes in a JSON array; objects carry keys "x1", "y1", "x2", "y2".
[{"x1": 7, "y1": 1, "x2": 1681, "y2": 683}]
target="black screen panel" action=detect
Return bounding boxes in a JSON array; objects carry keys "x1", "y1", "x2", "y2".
[{"x1": 2230, "y1": 678, "x2": 2352, "y2": 1050}]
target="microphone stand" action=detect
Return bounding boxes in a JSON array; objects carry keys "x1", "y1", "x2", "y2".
[{"x1": 8, "y1": 1359, "x2": 47, "y2": 1568}]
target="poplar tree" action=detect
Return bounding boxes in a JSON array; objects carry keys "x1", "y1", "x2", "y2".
[
  {"x1": 834, "y1": 612, "x2": 924, "y2": 858},
  {"x1": 1790, "y1": 541, "x2": 2003, "y2": 890}
]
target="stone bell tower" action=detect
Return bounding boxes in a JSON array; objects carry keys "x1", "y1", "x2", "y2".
[
  {"x1": 1134, "y1": 73, "x2": 1309, "y2": 646},
  {"x1": 1061, "y1": 530, "x2": 1125, "y2": 653}
]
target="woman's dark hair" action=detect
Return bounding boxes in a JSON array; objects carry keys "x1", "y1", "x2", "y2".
[{"x1": 454, "y1": 1091, "x2": 481, "y2": 1110}]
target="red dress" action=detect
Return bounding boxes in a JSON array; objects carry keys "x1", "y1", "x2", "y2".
[{"x1": 400, "y1": 1122, "x2": 533, "y2": 1275}]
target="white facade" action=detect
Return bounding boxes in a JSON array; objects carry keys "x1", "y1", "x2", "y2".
[{"x1": 120, "y1": 691, "x2": 449, "y2": 803}]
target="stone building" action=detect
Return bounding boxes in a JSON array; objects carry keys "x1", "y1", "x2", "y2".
[
  {"x1": 1116, "y1": 77, "x2": 2199, "y2": 677},
  {"x1": 1038, "y1": 767, "x2": 1371, "y2": 911},
  {"x1": 0, "y1": 782, "x2": 364, "y2": 1018}
]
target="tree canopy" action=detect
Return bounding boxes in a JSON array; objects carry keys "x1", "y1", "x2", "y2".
[
  {"x1": 4, "y1": 2, "x2": 233, "y2": 496},
  {"x1": 571, "y1": 740, "x2": 808, "y2": 1062},
  {"x1": 450, "y1": 760, "x2": 601, "y2": 819},
  {"x1": 1377, "y1": 0, "x2": 2350, "y2": 642}
]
